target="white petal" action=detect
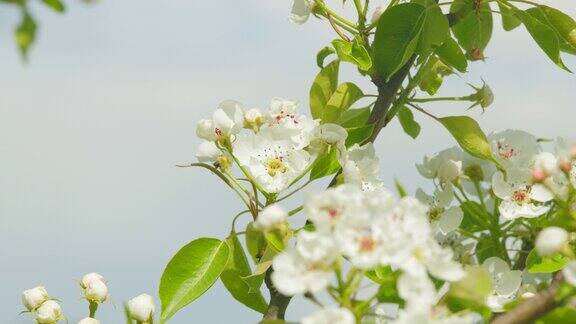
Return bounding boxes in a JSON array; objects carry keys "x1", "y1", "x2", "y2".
[
  {"x1": 289, "y1": 0, "x2": 312, "y2": 25},
  {"x1": 438, "y1": 207, "x2": 463, "y2": 234}
]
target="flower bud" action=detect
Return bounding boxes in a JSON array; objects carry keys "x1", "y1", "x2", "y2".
[
  {"x1": 80, "y1": 273, "x2": 105, "y2": 289},
  {"x1": 371, "y1": 5, "x2": 386, "y2": 24},
  {"x1": 532, "y1": 169, "x2": 547, "y2": 183},
  {"x1": 464, "y1": 164, "x2": 484, "y2": 182},
  {"x1": 535, "y1": 226, "x2": 569, "y2": 256},
  {"x1": 196, "y1": 119, "x2": 216, "y2": 141},
  {"x1": 256, "y1": 204, "x2": 288, "y2": 230},
  {"x1": 22, "y1": 286, "x2": 49, "y2": 311},
  {"x1": 244, "y1": 108, "x2": 264, "y2": 130},
  {"x1": 78, "y1": 318, "x2": 100, "y2": 324},
  {"x1": 559, "y1": 160, "x2": 573, "y2": 174},
  {"x1": 35, "y1": 300, "x2": 63, "y2": 324},
  {"x1": 127, "y1": 293, "x2": 155, "y2": 323},
  {"x1": 84, "y1": 280, "x2": 108, "y2": 303}
]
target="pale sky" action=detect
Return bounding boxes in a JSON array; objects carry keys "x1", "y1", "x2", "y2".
[{"x1": 1, "y1": 0, "x2": 575, "y2": 323}]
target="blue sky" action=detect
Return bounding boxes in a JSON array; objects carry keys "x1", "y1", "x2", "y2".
[{"x1": 1, "y1": 0, "x2": 575, "y2": 323}]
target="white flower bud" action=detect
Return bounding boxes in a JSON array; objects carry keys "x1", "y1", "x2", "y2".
[
  {"x1": 35, "y1": 300, "x2": 63, "y2": 324},
  {"x1": 78, "y1": 318, "x2": 100, "y2": 324},
  {"x1": 196, "y1": 141, "x2": 222, "y2": 163},
  {"x1": 22, "y1": 286, "x2": 49, "y2": 311},
  {"x1": 256, "y1": 204, "x2": 288, "y2": 230},
  {"x1": 196, "y1": 119, "x2": 216, "y2": 141},
  {"x1": 127, "y1": 293, "x2": 155, "y2": 323},
  {"x1": 84, "y1": 280, "x2": 108, "y2": 303},
  {"x1": 535, "y1": 226, "x2": 569, "y2": 256},
  {"x1": 80, "y1": 272, "x2": 105, "y2": 289},
  {"x1": 371, "y1": 5, "x2": 386, "y2": 24},
  {"x1": 314, "y1": 124, "x2": 347, "y2": 145}
]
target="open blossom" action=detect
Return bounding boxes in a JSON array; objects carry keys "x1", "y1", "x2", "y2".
[
  {"x1": 483, "y1": 257, "x2": 522, "y2": 312},
  {"x1": 36, "y1": 300, "x2": 63, "y2": 324},
  {"x1": 308, "y1": 123, "x2": 347, "y2": 154},
  {"x1": 416, "y1": 147, "x2": 463, "y2": 185},
  {"x1": 127, "y1": 293, "x2": 155, "y2": 323},
  {"x1": 489, "y1": 130, "x2": 540, "y2": 169},
  {"x1": 265, "y1": 98, "x2": 317, "y2": 149},
  {"x1": 256, "y1": 204, "x2": 288, "y2": 230},
  {"x1": 492, "y1": 169, "x2": 553, "y2": 220},
  {"x1": 22, "y1": 286, "x2": 50, "y2": 311},
  {"x1": 302, "y1": 307, "x2": 355, "y2": 324},
  {"x1": 535, "y1": 227, "x2": 569, "y2": 256},
  {"x1": 196, "y1": 100, "x2": 244, "y2": 142},
  {"x1": 340, "y1": 143, "x2": 384, "y2": 191},
  {"x1": 335, "y1": 214, "x2": 386, "y2": 269},
  {"x1": 233, "y1": 128, "x2": 311, "y2": 193},
  {"x1": 271, "y1": 231, "x2": 337, "y2": 296},
  {"x1": 416, "y1": 185, "x2": 463, "y2": 235},
  {"x1": 289, "y1": 0, "x2": 314, "y2": 25},
  {"x1": 304, "y1": 185, "x2": 367, "y2": 229},
  {"x1": 244, "y1": 108, "x2": 264, "y2": 130}
]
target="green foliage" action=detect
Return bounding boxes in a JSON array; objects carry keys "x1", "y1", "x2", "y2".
[
  {"x1": 310, "y1": 60, "x2": 340, "y2": 119},
  {"x1": 370, "y1": 267, "x2": 404, "y2": 305},
  {"x1": 310, "y1": 147, "x2": 341, "y2": 180},
  {"x1": 345, "y1": 124, "x2": 374, "y2": 147},
  {"x1": 450, "y1": 0, "x2": 493, "y2": 58},
  {"x1": 337, "y1": 106, "x2": 371, "y2": 128},
  {"x1": 525, "y1": 250, "x2": 568, "y2": 273},
  {"x1": 525, "y1": 6, "x2": 576, "y2": 55},
  {"x1": 316, "y1": 46, "x2": 336, "y2": 68},
  {"x1": 412, "y1": 0, "x2": 450, "y2": 57},
  {"x1": 445, "y1": 266, "x2": 492, "y2": 319},
  {"x1": 436, "y1": 37, "x2": 468, "y2": 72},
  {"x1": 221, "y1": 234, "x2": 268, "y2": 314},
  {"x1": 536, "y1": 307, "x2": 576, "y2": 324},
  {"x1": 331, "y1": 38, "x2": 372, "y2": 71},
  {"x1": 394, "y1": 178, "x2": 408, "y2": 198},
  {"x1": 460, "y1": 201, "x2": 487, "y2": 232},
  {"x1": 15, "y1": 11, "x2": 36, "y2": 60},
  {"x1": 159, "y1": 238, "x2": 230, "y2": 323},
  {"x1": 245, "y1": 222, "x2": 267, "y2": 262},
  {"x1": 322, "y1": 82, "x2": 364, "y2": 123},
  {"x1": 498, "y1": 2, "x2": 521, "y2": 31},
  {"x1": 397, "y1": 107, "x2": 421, "y2": 139},
  {"x1": 42, "y1": 0, "x2": 65, "y2": 12},
  {"x1": 438, "y1": 116, "x2": 494, "y2": 162}
]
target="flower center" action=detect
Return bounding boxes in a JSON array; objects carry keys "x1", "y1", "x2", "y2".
[
  {"x1": 497, "y1": 141, "x2": 516, "y2": 160},
  {"x1": 359, "y1": 237, "x2": 377, "y2": 253},
  {"x1": 512, "y1": 190, "x2": 529, "y2": 204},
  {"x1": 321, "y1": 207, "x2": 341, "y2": 220},
  {"x1": 266, "y1": 157, "x2": 287, "y2": 176}
]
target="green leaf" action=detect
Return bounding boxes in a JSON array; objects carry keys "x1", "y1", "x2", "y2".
[
  {"x1": 316, "y1": 46, "x2": 335, "y2": 68},
  {"x1": 460, "y1": 201, "x2": 486, "y2": 232},
  {"x1": 337, "y1": 106, "x2": 371, "y2": 128},
  {"x1": 159, "y1": 238, "x2": 230, "y2": 322},
  {"x1": 221, "y1": 234, "x2": 268, "y2": 313},
  {"x1": 536, "y1": 307, "x2": 576, "y2": 324},
  {"x1": 450, "y1": 0, "x2": 493, "y2": 54},
  {"x1": 394, "y1": 178, "x2": 408, "y2": 198},
  {"x1": 397, "y1": 107, "x2": 421, "y2": 139},
  {"x1": 526, "y1": 6, "x2": 576, "y2": 55},
  {"x1": 438, "y1": 116, "x2": 494, "y2": 162},
  {"x1": 331, "y1": 38, "x2": 373, "y2": 71},
  {"x1": 264, "y1": 230, "x2": 290, "y2": 252},
  {"x1": 517, "y1": 9, "x2": 571, "y2": 71},
  {"x1": 310, "y1": 147, "x2": 341, "y2": 180},
  {"x1": 322, "y1": 82, "x2": 364, "y2": 123},
  {"x1": 373, "y1": 267, "x2": 403, "y2": 305},
  {"x1": 14, "y1": 11, "x2": 37, "y2": 60},
  {"x1": 498, "y1": 2, "x2": 521, "y2": 31},
  {"x1": 417, "y1": 57, "x2": 452, "y2": 96},
  {"x1": 413, "y1": 0, "x2": 450, "y2": 55},
  {"x1": 475, "y1": 234, "x2": 499, "y2": 264},
  {"x1": 436, "y1": 37, "x2": 468, "y2": 72},
  {"x1": 310, "y1": 60, "x2": 340, "y2": 119},
  {"x1": 526, "y1": 250, "x2": 567, "y2": 273},
  {"x1": 373, "y1": 3, "x2": 426, "y2": 79},
  {"x1": 245, "y1": 222, "x2": 267, "y2": 262},
  {"x1": 42, "y1": 0, "x2": 65, "y2": 12},
  {"x1": 345, "y1": 124, "x2": 374, "y2": 147},
  {"x1": 445, "y1": 266, "x2": 492, "y2": 319}
]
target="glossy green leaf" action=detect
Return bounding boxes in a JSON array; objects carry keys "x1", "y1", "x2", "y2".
[
  {"x1": 373, "y1": 267, "x2": 403, "y2": 304},
  {"x1": 316, "y1": 46, "x2": 335, "y2": 68},
  {"x1": 526, "y1": 250, "x2": 567, "y2": 273},
  {"x1": 322, "y1": 82, "x2": 364, "y2": 123},
  {"x1": 439, "y1": 116, "x2": 494, "y2": 162},
  {"x1": 14, "y1": 11, "x2": 37, "y2": 59},
  {"x1": 436, "y1": 37, "x2": 468, "y2": 72},
  {"x1": 394, "y1": 178, "x2": 408, "y2": 198},
  {"x1": 331, "y1": 38, "x2": 372, "y2": 71},
  {"x1": 245, "y1": 222, "x2": 267, "y2": 262},
  {"x1": 373, "y1": 3, "x2": 426, "y2": 79},
  {"x1": 537, "y1": 307, "x2": 576, "y2": 324},
  {"x1": 310, "y1": 60, "x2": 340, "y2": 119},
  {"x1": 264, "y1": 230, "x2": 289, "y2": 252},
  {"x1": 459, "y1": 201, "x2": 486, "y2": 232},
  {"x1": 517, "y1": 10, "x2": 571, "y2": 71},
  {"x1": 413, "y1": 0, "x2": 450, "y2": 55},
  {"x1": 310, "y1": 147, "x2": 341, "y2": 180},
  {"x1": 498, "y1": 2, "x2": 521, "y2": 31},
  {"x1": 221, "y1": 234, "x2": 268, "y2": 313},
  {"x1": 450, "y1": 0, "x2": 493, "y2": 53},
  {"x1": 345, "y1": 124, "x2": 374, "y2": 147},
  {"x1": 475, "y1": 234, "x2": 499, "y2": 264},
  {"x1": 160, "y1": 238, "x2": 230, "y2": 322},
  {"x1": 42, "y1": 0, "x2": 65, "y2": 12},
  {"x1": 526, "y1": 6, "x2": 576, "y2": 55},
  {"x1": 337, "y1": 106, "x2": 371, "y2": 128},
  {"x1": 397, "y1": 107, "x2": 421, "y2": 139}
]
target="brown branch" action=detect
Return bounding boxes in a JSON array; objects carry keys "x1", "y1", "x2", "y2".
[
  {"x1": 263, "y1": 268, "x2": 292, "y2": 320},
  {"x1": 491, "y1": 273, "x2": 564, "y2": 324}
]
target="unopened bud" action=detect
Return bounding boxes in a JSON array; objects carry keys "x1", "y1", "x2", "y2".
[
  {"x1": 536, "y1": 227, "x2": 569, "y2": 256},
  {"x1": 244, "y1": 108, "x2": 264, "y2": 130},
  {"x1": 36, "y1": 300, "x2": 63, "y2": 324},
  {"x1": 80, "y1": 273, "x2": 105, "y2": 289},
  {"x1": 256, "y1": 204, "x2": 288, "y2": 230},
  {"x1": 559, "y1": 160, "x2": 573, "y2": 174},
  {"x1": 532, "y1": 169, "x2": 547, "y2": 183},
  {"x1": 127, "y1": 294, "x2": 155, "y2": 323},
  {"x1": 196, "y1": 119, "x2": 216, "y2": 141},
  {"x1": 78, "y1": 318, "x2": 100, "y2": 324},
  {"x1": 22, "y1": 286, "x2": 49, "y2": 311},
  {"x1": 84, "y1": 280, "x2": 108, "y2": 303},
  {"x1": 371, "y1": 5, "x2": 386, "y2": 24}
]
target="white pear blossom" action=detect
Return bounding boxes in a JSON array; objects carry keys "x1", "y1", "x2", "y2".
[
  {"x1": 489, "y1": 130, "x2": 540, "y2": 169},
  {"x1": 535, "y1": 226, "x2": 569, "y2": 256},
  {"x1": 335, "y1": 215, "x2": 386, "y2": 269},
  {"x1": 289, "y1": 0, "x2": 314, "y2": 25},
  {"x1": 265, "y1": 97, "x2": 317, "y2": 149},
  {"x1": 127, "y1": 293, "x2": 155, "y2": 323},
  {"x1": 492, "y1": 169, "x2": 552, "y2": 220},
  {"x1": 304, "y1": 185, "x2": 367, "y2": 230},
  {"x1": 78, "y1": 318, "x2": 100, "y2": 324},
  {"x1": 35, "y1": 300, "x2": 63, "y2": 324},
  {"x1": 562, "y1": 261, "x2": 576, "y2": 286},
  {"x1": 308, "y1": 123, "x2": 347, "y2": 154},
  {"x1": 416, "y1": 185, "x2": 463, "y2": 235},
  {"x1": 256, "y1": 204, "x2": 288, "y2": 230},
  {"x1": 302, "y1": 307, "x2": 355, "y2": 324},
  {"x1": 84, "y1": 280, "x2": 108, "y2": 303},
  {"x1": 233, "y1": 128, "x2": 311, "y2": 193},
  {"x1": 244, "y1": 108, "x2": 264, "y2": 130},
  {"x1": 340, "y1": 143, "x2": 384, "y2": 191},
  {"x1": 271, "y1": 231, "x2": 337, "y2": 296},
  {"x1": 483, "y1": 257, "x2": 522, "y2": 312},
  {"x1": 22, "y1": 286, "x2": 49, "y2": 311},
  {"x1": 196, "y1": 100, "x2": 244, "y2": 142},
  {"x1": 80, "y1": 273, "x2": 105, "y2": 289},
  {"x1": 416, "y1": 147, "x2": 463, "y2": 185}
]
